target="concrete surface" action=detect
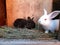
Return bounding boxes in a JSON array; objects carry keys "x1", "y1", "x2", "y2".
[{"x1": 0, "y1": 39, "x2": 60, "y2": 45}]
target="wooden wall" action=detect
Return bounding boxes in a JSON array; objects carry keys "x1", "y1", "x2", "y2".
[
  {"x1": 53, "y1": 0, "x2": 60, "y2": 10},
  {"x1": 0, "y1": 0, "x2": 6, "y2": 26},
  {"x1": 6, "y1": 0, "x2": 52, "y2": 27}
]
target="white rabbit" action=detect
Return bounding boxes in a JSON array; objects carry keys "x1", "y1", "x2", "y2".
[{"x1": 38, "y1": 9, "x2": 60, "y2": 33}]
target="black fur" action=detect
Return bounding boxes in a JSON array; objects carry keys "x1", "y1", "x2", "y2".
[
  {"x1": 26, "y1": 17, "x2": 35, "y2": 29},
  {"x1": 13, "y1": 19, "x2": 27, "y2": 28},
  {"x1": 13, "y1": 17, "x2": 35, "y2": 29}
]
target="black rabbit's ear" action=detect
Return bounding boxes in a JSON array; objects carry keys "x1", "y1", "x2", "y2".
[
  {"x1": 32, "y1": 17, "x2": 34, "y2": 20},
  {"x1": 27, "y1": 16, "x2": 31, "y2": 19}
]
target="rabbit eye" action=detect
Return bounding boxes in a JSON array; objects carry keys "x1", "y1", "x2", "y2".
[{"x1": 44, "y1": 19, "x2": 47, "y2": 20}]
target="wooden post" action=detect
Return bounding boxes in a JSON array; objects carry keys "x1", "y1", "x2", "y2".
[
  {"x1": 0, "y1": 0, "x2": 6, "y2": 26},
  {"x1": 6, "y1": 0, "x2": 53, "y2": 27},
  {"x1": 43, "y1": 0, "x2": 53, "y2": 13}
]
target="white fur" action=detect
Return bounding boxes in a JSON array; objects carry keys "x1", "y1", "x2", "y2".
[{"x1": 38, "y1": 9, "x2": 60, "y2": 33}]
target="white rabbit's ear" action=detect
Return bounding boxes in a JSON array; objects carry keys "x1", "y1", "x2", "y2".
[
  {"x1": 43, "y1": 9, "x2": 48, "y2": 15},
  {"x1": 48, "y1": 11, "x2": 60, "y2": 19}
]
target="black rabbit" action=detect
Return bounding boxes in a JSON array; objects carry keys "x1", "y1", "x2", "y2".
[
  {"x1": 13, "y1": 17, "x2": 35, "y2": 29},
  {"x1": 26, "y1": 17, "x2": 35, "y2": 29},
  {"x1": 13, "y1": 19, "x2": 27, "y2": 28}
]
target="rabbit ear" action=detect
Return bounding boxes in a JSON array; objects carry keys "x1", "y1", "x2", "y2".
[
  {"x1": 44, "y1": 9, "x2": 48, "y2": 15},
  {"x1": 32, "y1": 17, "x2": 34, "y2": 20},
  {"x1": 48, "y1": 11, "x2": 60, "y2": 19}
]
